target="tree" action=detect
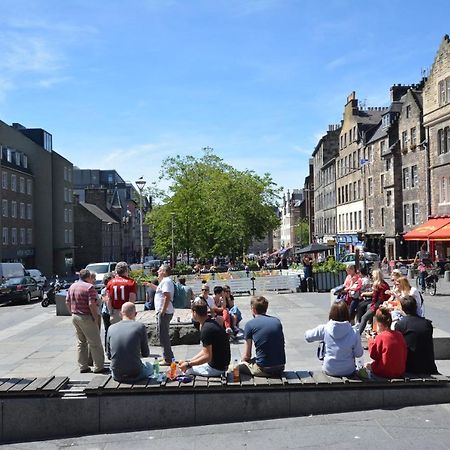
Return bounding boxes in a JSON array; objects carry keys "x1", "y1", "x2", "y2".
[
  {"x1": 147, "y1": 149, "x2": 280, "y2": 261},
  {"x1": 295, "y1": 218, "x2": 310, "y2": 247}
]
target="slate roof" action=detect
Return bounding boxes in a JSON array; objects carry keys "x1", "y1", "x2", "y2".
[{"x1": 80, "y1": 202, "x2": 118, "y2": 223}]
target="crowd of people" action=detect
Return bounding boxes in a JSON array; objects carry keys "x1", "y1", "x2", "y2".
[
  {"x1": 306, "y1": 263, "x2": 438, "y2": 379},
  {"x1": 64, "y1": 261, "x2": 438, "y2": 383}
]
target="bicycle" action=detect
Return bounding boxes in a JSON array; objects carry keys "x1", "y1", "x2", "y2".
[{"x1": 415, "y1": 264, "x2": 439, "y2": 296}]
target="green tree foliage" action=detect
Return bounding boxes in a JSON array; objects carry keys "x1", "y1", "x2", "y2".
[
  {"x1": 147, "y1": 149, "x2": 280, "y2": 260},
  {"x1": 295, "y1": 218, "x2": 310, "y2": 247}
]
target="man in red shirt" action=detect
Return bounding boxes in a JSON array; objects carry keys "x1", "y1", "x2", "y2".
[
  {"x1": 106, "y1": 261, "x2": 137, "y2": 324},
  {"x1": 66, "y1": 269, "x2": 105, "y2": 373}
]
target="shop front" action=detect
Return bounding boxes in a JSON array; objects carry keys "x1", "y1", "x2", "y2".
[{"x1": 336, "y1": 234, "x2": 364, "y2": 260}]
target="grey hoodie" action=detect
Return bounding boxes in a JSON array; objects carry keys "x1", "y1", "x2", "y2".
[{"x1": 305, "y1": 320, "x2": 363, "y2": 376}]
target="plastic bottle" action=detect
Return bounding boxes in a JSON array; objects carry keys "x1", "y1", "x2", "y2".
[
  {"x1": 169, "y1": 357, "x2": 177, "y2": 380},
  {"x1": 232, "y1": 359, "x2": 239, "y2": 382},
  {"x1": 153, "y1": 357, "x2": 160, "y2": 377}
]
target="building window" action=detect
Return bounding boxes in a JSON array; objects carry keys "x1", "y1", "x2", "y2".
[
  {"x1": 439, "y1": 80, "x2": 446, "y2": 106},
  {"x1": 64, "y1": 166, "x2": 68, "y2": 181},
  {"x1": 2, "y1": 172, "x2": 7, "y2": 189},
  {"x1": 350, "y1": 213, "x2": 353, "y2": 230},
  {"x1": 19, "y1": 177, "x2": 25, "y2": 194},
  {"x1": 368, "y1": 209, "x2": 374, "y2": 228},
  {"x1": 402, "y1": 130, "x2": 408, "y2": 150},
  {"x1": 11, "y1": 201, "x2": 17, "y2": 218},
  {"x1": 345, "y1": 185, "x2": 348, "y2": 203},
  {"x1": 381, "y1": 208, "x2": 385, "y2": 227},
  {"x1": 68, "y1": 208, "x2": 72, "y2": 223},
  {"x1": 354, "y1": 212, "x2": 357, "y2": 230},
  {"x1": 368, "y1": 145, "x2": 373, "y2": 162},
  {"x1": 403, "y1": 204, "x2": 411, "y2": 226},
  {"x1": 43, "y1": 132, "x2": 52, "y2": 151},
  {"x1": 27, "y1": 179, "x2": 32, "y2": 195},
  {"x1": 410, "y1": 127, "x2": 417, "y2": 146},
  {"x1": 20, "y1": 203, "x2": 25, "y2": 219},
  {"x1": 15, "y1": 153, "x2": 21, "y2": 166},
  {"x1": 68, "y1": 168, "x2": 72, "y2": 182},
  {"x1": 2, "y1": 228, "x2": 8, "y2": 245},
  {"x1": 353, "y1": 181, "x2": 357, "y2": 200},
  {"x1": 345, "y1": 213, "x2": 349, "y2": 230},
  {"x1": 368, "y1": 177, "x2": 373, "y2": 196},
  {"x1": 380, "y1": 174, "x2": 384, "y2": 193},
  {"x1": 441, "y1": 177, "x2": 448, "y2": 203},
  {"x1": 27, "y1": 204, "x2": 32, "y2": 220},
  {"x1": 386, "y1": 190, "x2": 392, "y2": 206},
  {"x1": 380, "y1": 140, "x2": 386, "y2": 154},
  {"x1": 385, "y1": 158, "x2": 391, "y2": 171},
  {"x1": 27, "y1": 228, "x2": 32, "y2": 245},
  {"x1": 20, "y1": 228, "x2": 25, "y2": 245},
  {"x1": 438, "y1": 128, "x2": 448, "y2": 155},
  {"x1": 412, "y1": 203, "x2": 419, "y2": 225},
  {"x1": 23, "y1": 155, "x2": 28, "y2": 169},
  {"x1": 11, "y1": 228, "x2": 17, "y2": 245},
  {"x1": 406, "y1": 105, "x2": 411, "y2": 118},
  {"x1": 11, "y1": 174, "x2": 17, "y2": 192},
  {"x1": 411, "y1": 165, "x2": 418, "y2": 187},
  {"x1": 64, "y1": 208, "x2": 68, "y2": 222},
  {"x1": 357, "y1": 180, "x2": 361, "y2": 199},
  {"x1": 2, "y1": 199, "x2": 8, "y2": 217},
  {"x1": 403, "y1": 168, "x2": 410, "y2": 189},
  {"x1": 358, "y1": 211, "x2": 362, "y2": 230}
]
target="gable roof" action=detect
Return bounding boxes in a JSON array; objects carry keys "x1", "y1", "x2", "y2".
[{"x1": 80, "y1": 202, "x2": 118, "y2": 223}]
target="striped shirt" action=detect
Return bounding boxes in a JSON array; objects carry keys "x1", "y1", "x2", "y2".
[{"x1": 66, "y1": 280, "x2": 98, "y2": 315}]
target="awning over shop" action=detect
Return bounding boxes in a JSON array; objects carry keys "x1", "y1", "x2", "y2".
[
  {"x1": 429, "y1": 222, "x2": 450, "y2": 241},
  {"x1": 403, "y1": 217, "x2": 450, "y2": 240}
]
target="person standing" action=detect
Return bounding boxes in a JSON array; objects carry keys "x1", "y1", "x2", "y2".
[
  {"x1": 240, "y1": 296, "x2": 286, "y2": 377},
  {"x1": 106, "y1": 262, "x2": 137, "y2": 325},
  {"x1": 179, "y1": 298, "x2": 231, "y2": 377},
  {"x1": 65, "y1": 269, "x2": 105, "y2": 374},
  {"x1": 148, "y1": 264, "x2": 175, "y2": 365},
  {"x1": 179, "y1": 277, "x2": 194, "y2": 308},
  {"x1": 106, "y1": 302, "x2": 153, "y2": 382},
  {"x1": 413, "y1": 243, "x2": 432, "y2": 292}
]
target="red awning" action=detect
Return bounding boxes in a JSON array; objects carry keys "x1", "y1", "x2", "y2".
[
  {"x1": 403, "y1": 217, "x2": 450, "y2": 240},
  {"x1": 429, "y1": 222, "x2": 450, "y2": 241}
]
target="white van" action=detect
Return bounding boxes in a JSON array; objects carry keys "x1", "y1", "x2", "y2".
[
  {"x1": 0, "y1": 263, "x2": 26, "y2": 281},
  {"x1": 85, "y1": 262, "x2": 117, "y2": 290}
]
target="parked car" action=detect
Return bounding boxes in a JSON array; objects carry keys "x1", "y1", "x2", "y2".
[
  {"x1": 340, "y1": 252, "x2": 380, "y2": 271},
  {"x1": 0, "y1": 262, "x2": 26, "y2": 280},
  {"x1": 0, "y1": 276, "x2": 44, "y2": 304},
  {"x1": 85, "y1": 262, "x2": 117, "y2": 291},
  {"x1": 27, "y1": 269, "x2": 47, "y2": 287}
]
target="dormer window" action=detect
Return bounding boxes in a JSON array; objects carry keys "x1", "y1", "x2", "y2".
[{"x1": 15, "y1": 152, "x2": 21, "y2": 166}]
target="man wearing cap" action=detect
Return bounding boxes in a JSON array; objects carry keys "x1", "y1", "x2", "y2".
[{"x1": 106, "y1": 262, "x2": 137, "y2": 325}]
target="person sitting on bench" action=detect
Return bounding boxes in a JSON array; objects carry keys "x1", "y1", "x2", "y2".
[
  {"x1": 395, "y1": 295, "x2": 438, "y2": 375},
  {"x1": 106, "y1": 302, "x2": 153, "y2": 383},
  {"x1": 179, "y1": 298, "x2": 231, "y2": 377},
  {"x1": 239, "y1": 296, "x2": 286, "y2": 377}
]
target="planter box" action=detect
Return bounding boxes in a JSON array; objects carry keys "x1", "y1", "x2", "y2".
[{"x1": 313, "y1": 271, "x2": 347, "y2": 292}]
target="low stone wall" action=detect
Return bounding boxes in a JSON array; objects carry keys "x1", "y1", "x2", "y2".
[{"x1": 147, "y1": 322, "x2": 200, "y2": 346}]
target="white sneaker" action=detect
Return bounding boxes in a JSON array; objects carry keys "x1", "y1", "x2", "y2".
[{"x1": 226, "y1": 328, "x2": 233, "y2": 335}]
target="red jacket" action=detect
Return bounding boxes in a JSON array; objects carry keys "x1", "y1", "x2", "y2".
[
  {"x1": 370, "y1": 281, "x2": 390, "y2": 312},
  {"x1": 369, "y1": 330, "x2": 407, "y2": 378}
]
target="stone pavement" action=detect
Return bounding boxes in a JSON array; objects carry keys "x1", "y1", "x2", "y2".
[{"x1": 1, "y1": 278, "x2": 450, "y2": 380}]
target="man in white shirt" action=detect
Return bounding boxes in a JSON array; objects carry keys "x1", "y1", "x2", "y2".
[{"x1": 148, "y1": 264, "x2": 175, "y2": 365}]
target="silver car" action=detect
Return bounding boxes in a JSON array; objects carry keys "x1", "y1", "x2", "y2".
[{"x1": 27, "y1": 269, "x2": 47, "y2": 287}]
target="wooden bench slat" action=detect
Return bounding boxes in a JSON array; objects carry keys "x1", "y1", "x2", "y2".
[
  {"x1": 131, "y1": 378, "x2": 150, "y2": 389},
  {"x1": 207, "y1": 378, "x2": 223, "y2": 388},
  {"x1": 296, "y1": 371, "x2": 316, "y2": 384},
  {"x1": 178, "y1": 377, "x2": 195, "y2": 388},
  {"x1": 282, "y1": 371, "x2": 302, "y2": 385},
  {"x1": 0, "y1": 378, "x2": 22, "y2": 392},
  {"x1": 0, "y1": 378, "x2": 9, "y2": 388},
  {"x1": 194, "y1": 376, "x2": 209, "y2": 388},
  {"x1": 253, "y1": 376, "x2": 270, "y2": 386},
  {"x1": 8, "y1": 378, "x2": 36, "y2": 392},
  {"x1": 146, "y1": 377, "x2": 163, "y2": 388},
  {"x1": 104, "y1": 378, "x2": 121, "y2": 389},
  {"x1": 267, "y1": 376, "x2": 283, "y2": 386},
  {"x1": 41, "y1": 376, "x2": 69, "y2": 392},
  {"x1": 23, "y1": 377, "x2": 55, "y2": 392},
  {"x1": 85, "y1": 375, "x2": 111, "y2": 391},
  {"x1": 240, "y1": 373, "x2": 254, "y2": 387}
]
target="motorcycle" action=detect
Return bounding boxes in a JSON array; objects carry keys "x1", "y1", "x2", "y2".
[{"x1": 41, "y1": 277, "x2": 62, "y2": 307}]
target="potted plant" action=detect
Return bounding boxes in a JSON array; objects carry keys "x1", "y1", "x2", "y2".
[{"x1": 312, "y1": 257, "x2": 347, "y2": 292}]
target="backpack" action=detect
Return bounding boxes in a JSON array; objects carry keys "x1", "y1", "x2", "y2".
[{"x1": 172, "y1": 281, "x2": 186, "y2": 308}]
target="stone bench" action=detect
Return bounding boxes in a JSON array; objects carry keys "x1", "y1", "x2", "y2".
[{"x1": 1, "y1": 371, "x2": 449, "y2": 444}]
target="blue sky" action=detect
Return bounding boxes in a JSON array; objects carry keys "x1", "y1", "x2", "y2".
[{"x1": 0, "y1": 0, "x2": 449, "y2": 194}]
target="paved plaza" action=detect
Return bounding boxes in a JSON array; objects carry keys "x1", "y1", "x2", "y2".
[{"x1": 1, "y1": 280, "x2": 450, "y2": 448}]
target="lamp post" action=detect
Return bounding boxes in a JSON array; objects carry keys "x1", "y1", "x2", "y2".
[
  {"x1": 171, "y1": 212, "x2": 175, "y2": 269},
  {"x1": 135, "y1": 177, "x2": 147, "y2": 264}
]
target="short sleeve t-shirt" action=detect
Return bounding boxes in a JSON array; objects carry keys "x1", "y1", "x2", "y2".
[
  {"x1": 106, "y1": 276, "x2": 137, "y2": 310},
  {"x1": 154, "y1": 277, "x2": 175, "y2": 314},
  {"x1": 244, "y1": 314, "x2": 286, "y2": 368},
  {"x1": 201, "y1": 319, "x2": 231, "y2": 371}
]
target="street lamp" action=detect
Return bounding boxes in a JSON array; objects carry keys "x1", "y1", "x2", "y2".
[
  {"x1": 171, "y1": 212, "x2": 175, "y2": 269},
  {"x1": 135, "y1": 177, "x2": 146, "y2": 264}
]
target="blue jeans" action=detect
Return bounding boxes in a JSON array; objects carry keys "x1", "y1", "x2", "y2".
[
  {"x1": 112, "y1": 361, "x2": 154, "y2": 383},
  {"x1": 419, "y1": 271, "x2": 427, "y2": 290}
]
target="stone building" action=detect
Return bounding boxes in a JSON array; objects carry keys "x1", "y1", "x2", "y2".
[
  {"x1": 312, "y1": 125, "x2": 340, "y2": 253},
  {"x1": 0, "y1": 120, "x2": 74, "y2": 275},
  {"x1": 279, "y1": 189, "x2": 304, "y2": 249},
  {"x1": 335, "y1": 92, "x2": 387, "y2": 257}
]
